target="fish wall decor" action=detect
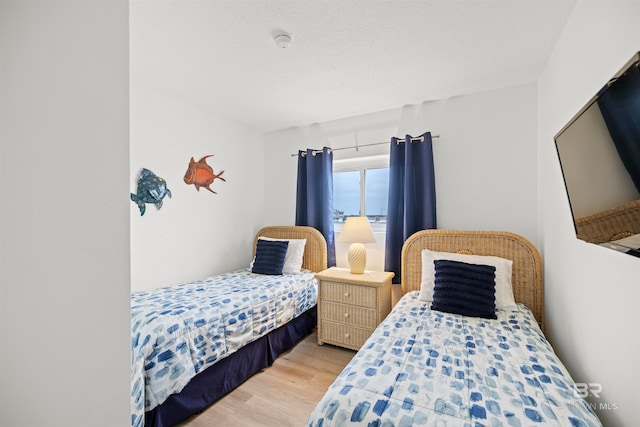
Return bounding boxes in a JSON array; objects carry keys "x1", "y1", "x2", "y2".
[
  {"x1": 183, "y1": 155, "x2": 226, "y2": 194},
  {"x1": 130, "y1": 168, "x2": 172, "y2": 216}
]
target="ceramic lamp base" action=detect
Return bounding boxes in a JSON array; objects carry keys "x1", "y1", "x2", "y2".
[{"x1": 347, "y1": 242, "x2": 367, "y2": 274}]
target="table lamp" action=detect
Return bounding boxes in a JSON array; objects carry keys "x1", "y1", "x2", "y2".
[{"x1": 337, "y1": 216, "x2": 376, "y2": 274}]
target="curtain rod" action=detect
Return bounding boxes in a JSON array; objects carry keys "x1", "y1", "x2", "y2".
[{"x1": 291, "y1": 134, "x2": 440, "y2": 157}]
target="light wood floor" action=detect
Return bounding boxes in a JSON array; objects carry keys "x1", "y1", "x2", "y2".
[{"x1": 177, "y1": 329, "x2": 355, "y2": 427}]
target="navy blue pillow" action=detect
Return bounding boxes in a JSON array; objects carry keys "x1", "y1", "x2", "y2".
[
  {"x1": 252, "y1": 239, "x2": 289, "y2": 275},
  {"x1": 430, "y1": 259, "x2": 497, "y2": 319}
]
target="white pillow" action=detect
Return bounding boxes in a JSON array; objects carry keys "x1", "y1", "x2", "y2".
[
  {"x1": 418, "y1": 249, "x2": 518, "y2": 311},
  {"x1": 252, "y1": 237, "x2": 307, "y2": 274}
]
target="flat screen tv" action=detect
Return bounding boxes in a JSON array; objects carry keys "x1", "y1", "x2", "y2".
[{"x1": 554, "y1": 51, "x2": 640, "y2": 257}]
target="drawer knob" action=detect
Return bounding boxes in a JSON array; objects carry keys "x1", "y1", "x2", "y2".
[
  {"x1": 344, "y1": 312, "x2": 349, "y2": 318},
  {"x1": 344, "y1": 292, "x2": 350, "y2": 297},
  {"x1": 345, "y1": 333, "x2": 350, "y2": 339}
]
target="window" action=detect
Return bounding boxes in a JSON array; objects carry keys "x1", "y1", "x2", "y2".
[{"x1": 333, "y1": 156, "x2": 389, "y2": 234}]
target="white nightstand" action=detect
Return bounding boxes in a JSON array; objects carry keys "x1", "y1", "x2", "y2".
[{"x1": 315, "y1": 267, "x2": 394, "y2": 350}]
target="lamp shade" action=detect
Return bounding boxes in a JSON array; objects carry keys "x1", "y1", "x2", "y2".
[{"x1": 337, "y1": 217, "x2": 376, "y2": 243}]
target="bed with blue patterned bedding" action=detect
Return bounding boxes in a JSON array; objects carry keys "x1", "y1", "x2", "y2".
[
  {"x1": 307, "y1": 292, "x2": 601, "y2": 427},
  {"x1": 308, "y1": 230, "x2": 602, "y2": 427},
  {"x1": 131, "y1": 268, "x2": 318, "y2": 427},
  {"x1": 130, "y1": 225, "x2": 328, "y2": 427}
]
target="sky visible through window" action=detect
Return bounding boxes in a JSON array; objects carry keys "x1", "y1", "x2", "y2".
[
  {"x1": 333, "y1": 168, "x2": 389, "y2": 230},
  {"x1": 333, "y1": 171, "x2": 360, "y2": 217},
  {"x1": 365, "y1": 168, "x2": 389, "y2": 218}
]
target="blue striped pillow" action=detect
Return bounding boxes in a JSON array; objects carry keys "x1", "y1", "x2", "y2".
[
  {"x1": 431, "y1": 259, "x2": 497, "y2": 319},
  {"x1": 251, "y1": 239, "x2": 289, "y2": 275}
]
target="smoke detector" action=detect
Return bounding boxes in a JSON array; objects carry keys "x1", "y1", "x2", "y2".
[{"x1": 273, "y1": 32, "x2": 293, "y2": 49}]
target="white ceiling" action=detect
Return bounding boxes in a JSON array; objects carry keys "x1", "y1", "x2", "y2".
[{"x1": 130, "y1": 0, "x2": 577, "y2": 133}]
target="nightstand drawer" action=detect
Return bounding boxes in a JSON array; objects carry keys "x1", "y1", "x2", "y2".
[
  {"x1": 316, "y1": 268, "x2": 394, "y2": 351},
  {"x1": 320, "y1": 321, "x2": 371, "y2": 350},
  {"x1": 320, "y1": 281, "x2": 376, "y2": 308},
  {"x1": 320, "y1": 301, "x2": 377, "y2": 328}
]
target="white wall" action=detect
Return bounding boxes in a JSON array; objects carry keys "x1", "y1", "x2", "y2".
[
  {"x1": 130, "y1": 85, "x2": 265, "y2": 292},
  {"x1": 0, "y1": 1, "x2": 130, "y2": 426},
  {"x1": 264, "y1": 83, "x2": 538, "y2": 249},
  {"x1": 538, "y1": 1, "x2": 640, "y2": 425}
]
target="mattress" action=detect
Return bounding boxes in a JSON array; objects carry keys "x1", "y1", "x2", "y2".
[
  {"x1": 308, "y1": 291, "x2": 601, "y2": 426},
  {"x1": 131, "y1": 268, "x2": 318, "y2": 427}
]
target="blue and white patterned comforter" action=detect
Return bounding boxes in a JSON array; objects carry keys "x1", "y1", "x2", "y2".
[
  {"x1": 131, "y1": 269, "x2": 317, "y2": 427},
  {"x1": 308, "y1": 291, "x2": 602, "y2": 427}
]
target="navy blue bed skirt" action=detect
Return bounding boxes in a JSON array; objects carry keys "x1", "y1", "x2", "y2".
[{"x1": 145, "y1": 306, "x2": 317, "y2": 427}]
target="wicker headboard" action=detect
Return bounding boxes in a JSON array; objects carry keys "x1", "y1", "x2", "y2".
[
  {"x1": 574, "y1": 198, "x2": 640, "y2": 244},
  {"x1": 401, "y1": 230, "x2": 544, "y2": 330},
  {"x1": 254, "y1": 226, "x2": 328, "y2": 273}
]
